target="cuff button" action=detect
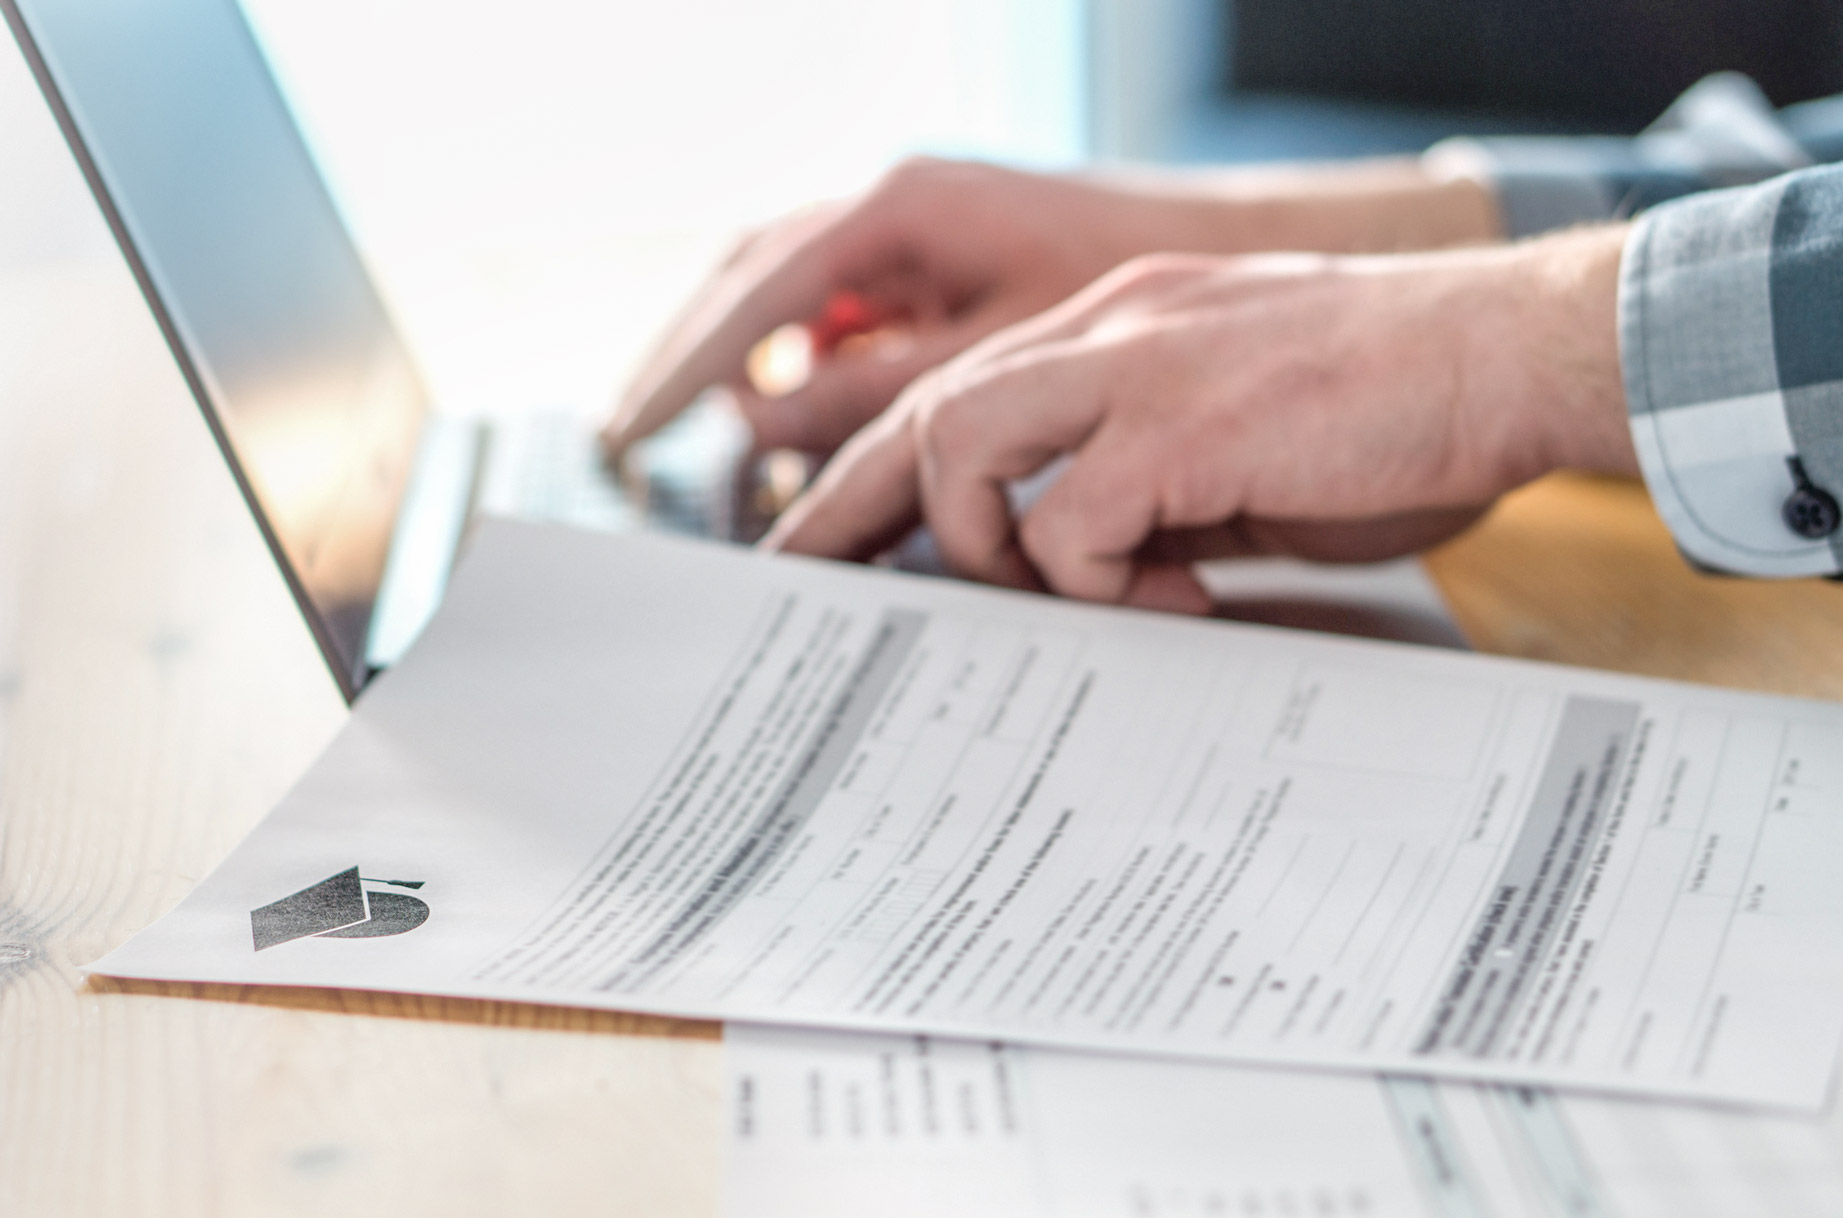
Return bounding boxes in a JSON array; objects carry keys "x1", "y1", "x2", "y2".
[{"x1": 1784, "y1": 457, "x2": 1841, "y2": 539}]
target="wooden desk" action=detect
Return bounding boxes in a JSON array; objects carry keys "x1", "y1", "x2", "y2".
[
  {"x1": 0, "y1": 257, "x2": 721, "y2": 1216},
  {"x1": 1430, "y1": 475, "x2": 1843, "y2": 701},
  {"x1": 4, "y1": 254, "x2": 1841, "y2": 1218}
]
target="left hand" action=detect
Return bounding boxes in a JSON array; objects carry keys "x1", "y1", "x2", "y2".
[
  {"x1": 763, "y1": 226, "x2": 1638, "y2": 613},
  {"x1": 601, "y1": 157, "x2": 1500, "y2": 458}
]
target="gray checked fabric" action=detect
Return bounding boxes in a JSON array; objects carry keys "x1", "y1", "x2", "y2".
[
  {"x1": 1426, "y1": 74, "x2": 1813, "y2": 239},
  {"x1": 1622, "y1": 170, "x2": 1843, "y2": 576},
  {"x1": 1427, "y1": 72, "x2": 1843, "y2": 577}
]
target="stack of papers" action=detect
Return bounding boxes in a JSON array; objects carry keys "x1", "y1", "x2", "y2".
[
  {"x1": 90, "y1": 521, "x2": 1843, "y2": 1213},
  {"x1": 725, "y1": 1024, "x2": 1843, "y2": 1218}
]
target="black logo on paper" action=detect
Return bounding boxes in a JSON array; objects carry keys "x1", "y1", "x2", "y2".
[{"x1": 250, "y1": 867, "x2": 429, "y2": 951}]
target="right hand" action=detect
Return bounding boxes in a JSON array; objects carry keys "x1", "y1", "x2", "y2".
[{"x1": 764, "y1": 227, "x2": 1636, "y2": 611}]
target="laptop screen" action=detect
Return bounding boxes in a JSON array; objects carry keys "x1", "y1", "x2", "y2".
[{"x1": 2, "y1": 0, "x2": 428, "y2": 701}]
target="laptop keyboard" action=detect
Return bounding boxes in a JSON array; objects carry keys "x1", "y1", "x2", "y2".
[{"x1": 476, "y1": 398, "x2": 752, "y2": 539}]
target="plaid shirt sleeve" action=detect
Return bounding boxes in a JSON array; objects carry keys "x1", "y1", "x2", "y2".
[
  {"x1": 1620, "y1": 165, "x2": 1843, "y2": 577},
  {"x1": 1425, "y1": 73, "x2": 1814, "y2": 238},
  {"x1": 1429, "y1": 72, "x2": 1843, "y2": 577}
]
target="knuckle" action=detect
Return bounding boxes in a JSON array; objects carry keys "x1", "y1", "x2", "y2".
[
  {"x1": 850, "y1": 157, "x2": 961, "y2": 245},
  {"x1": 870, "y1": 156, "x2": 1008, "y2": 215},
  {"x1": 1015, "y1": 505, "x2": 1061, "y2": 568},
  {"x1": 915, "y1": 381, "x2": 983, "y2": 465},
  {"x1": 937, "y1": 526, "x2": 1002, "y2": 582},
  {"x1": 875, "y1": 154, "x2": 951, "y2": 196},
  {"x1": 1017, "y1": 499, "x2": 1099, "y2": 598},
  {"x1": 1159, "y1": 458, "x2": 1214, "y2": 526},
  {"x1": 1100, "y1": 252, "x2": 1210, "y2": 299}
]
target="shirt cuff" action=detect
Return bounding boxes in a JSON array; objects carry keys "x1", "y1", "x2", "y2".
[
  {"x1": 1424, "y1": 136, "x2": 1624, "y2": 238},
  {"x1": 1619, "y1": 171, "x2": 1843, "y2": 578},
  {"x1": 1426, "y1": 73, "x2": 1811, "y2": 240}
]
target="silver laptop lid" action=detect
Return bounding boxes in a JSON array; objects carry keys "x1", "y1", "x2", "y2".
[{"x1": 2, "y1": 0, "x2": 431, "y2": 703}]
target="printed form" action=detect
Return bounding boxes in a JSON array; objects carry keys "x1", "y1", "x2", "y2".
[
  {"x1": 724, "y1": 1024, "x2": 1843, "y2": 1218},
  {"x1": 92, "y1": 521, "x2": 1843, "y2": 1106}
]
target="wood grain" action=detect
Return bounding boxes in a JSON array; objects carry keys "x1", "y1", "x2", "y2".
[
  {"x1": 1426, "y1": 473, "x2": 1843, "y2": 700},
  {"x1": 0, "y1": 259, "x2": 721, "y2": 1218}
]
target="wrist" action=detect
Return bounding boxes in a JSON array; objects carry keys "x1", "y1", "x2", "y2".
[{"x1": 1481, "y1": 224, "x2": 1638, "y2": 484}]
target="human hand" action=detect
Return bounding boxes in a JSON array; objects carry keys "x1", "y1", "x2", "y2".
[
  {"x1": 764, "y1": 225, "x2": 1637, "y2": 613},
  {"x1": 602, "y1": 157, "x2": 1500, "y2": 457}
]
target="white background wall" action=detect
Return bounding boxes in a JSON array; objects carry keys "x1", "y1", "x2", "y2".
[
  {"x1": 0, "y1": 25, "x2": 107, "y2": 273},
  {"x1": 0, "y1": 1, "x2": 1087, "y2": 417}
]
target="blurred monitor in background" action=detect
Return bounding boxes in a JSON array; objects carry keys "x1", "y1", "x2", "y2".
[
  {"x1": 1094, "y1": 0, "x2": 1843, "y2": 164},
  {"x1": 1230, "y1": 0, "x2": 1843, "y2": 127}
]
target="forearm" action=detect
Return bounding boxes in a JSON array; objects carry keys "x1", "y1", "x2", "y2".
[
  {"x1": 1204, "y1": 158, "x2": 1507, "y2": 252},
  {"x1": 1091, "y1": 157, "x2": 1506, "y2": 258}
]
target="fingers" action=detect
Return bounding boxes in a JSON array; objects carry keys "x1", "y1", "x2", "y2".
[
  {"x1": 755, "y1": 245, "x2": 1501, "y2": 621},
  {"x1": 764, "y1": 332, "x2": 1117, "y2": 580},
  {"x1": 1007, "y1": 419, "x2": 1183, "y2": 603},
  {"x1": 1114, "y1": 564, "x2": 1214, "y2": 615},
  {"x1": 1136, "y1": 507, "x2": 1484, "y2": 565},
  {"x1": 893, "y1": 263, "x2": 1232, "y2": 597},
  {"x1": 764, "y1": 330, "x2": 1471, "y2": 607},
  {"x1": 915, "y1": 342, "x2": 1124, "y2": 589},
  {"x1": 769, "y1": 327, "x2": 1188, "y2": 600},
  {"x1": 731, "y1": 317, "x2": 992, "y2": 453},
  {"x1": 761, "y1": 406, "x2": 926, "y2": 562},
  {"x1": 602, "y1": 202, "x2": 860, "y2": 455}
]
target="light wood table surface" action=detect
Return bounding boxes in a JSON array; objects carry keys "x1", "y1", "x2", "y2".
[
  {"x1": 0, "y1": 256, "x2": 723, "y2": 1217},
  {"x1": 4, "y1": 251, "x2": 1842, "y2": 1218}
]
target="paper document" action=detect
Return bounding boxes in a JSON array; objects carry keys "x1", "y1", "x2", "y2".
[
  {"x1": 93, "y1": 521, "x2": 1843, "y2": 1106},
  {"x1": 724, "y1": 1023, "x2": 1843, "y2": 1218}
]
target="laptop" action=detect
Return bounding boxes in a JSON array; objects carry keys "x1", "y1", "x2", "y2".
[{"x1": 0, "y1": 0, "x2": 778, "y2": 703}]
